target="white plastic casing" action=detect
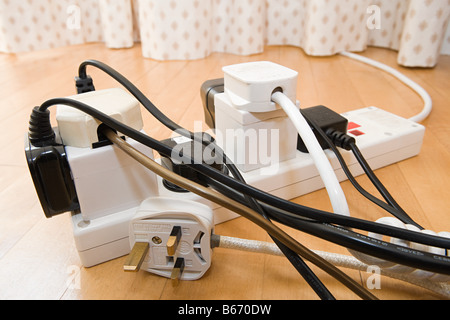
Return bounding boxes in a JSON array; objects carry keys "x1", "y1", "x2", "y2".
[
  {"x1": 215, "y1": 61, "x2": 299, "y2": 173},
  {"x1": 223, "y1": 61, "x2": 298, "y2": 112},
  {"x1": 66, "y1": 138, "x2": 158, "y2": 222},
  {"x1": 215, "y1": 93, "x2": 298, "y2": 173},
  {"x1": 56, "y1": 88, "x2": 143, "y2": 148},
  {"x1": 69, "y1": 137, "x2": 160, "y2": 267},
  {"x1": 129, "y1": 197, "x2": 214, "y2": 280},
  {"x1": 55, "y1": 87, "x2": 160, "y2": 267}
]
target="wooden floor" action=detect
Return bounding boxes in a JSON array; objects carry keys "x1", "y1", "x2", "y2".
[{"x1": 0, "y1": 43, "x2": 449, "y2": 300}]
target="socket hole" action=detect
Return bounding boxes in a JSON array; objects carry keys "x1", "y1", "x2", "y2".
[
  {"x1": 93, "y1": 124, "x2": 117, "y2": 148},
  {"x1": 194, "y1": 231, "x2": 205, "y2": 245},
  {"x1": 194, "y1": 247, "x2": 206, "y2": 264}
]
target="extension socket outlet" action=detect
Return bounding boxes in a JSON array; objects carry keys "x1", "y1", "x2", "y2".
[
  {"x1": 158, "y1": 106, "x2": 425, "y2": 220},
  {"x1": 128, "y1": 197, "x2": 214, "y2": 280}
]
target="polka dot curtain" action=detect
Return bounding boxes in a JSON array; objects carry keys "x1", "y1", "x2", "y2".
[{"x1": 0, "y1": 0, "x2": 449, "y2": 67}]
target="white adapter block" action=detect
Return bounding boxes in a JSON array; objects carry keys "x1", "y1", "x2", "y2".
[
  {"x1": 56, "y1": 88, "x2": 143, "y2": 148},
  {"x1": 69, "y1": 136, "x2": 160, "y2": 267},
  {"x1": 158, "y1": 106, "x2": 425, "y2": 220},
  {"x1": 216, "y1": 61, "x2": 299, "y2": 173},
  {"x1": 66, "y1": 137, "x2": 159, "y2": 221},
  {"x1": 223, "y1": 61, "x2": 298, "y2": 112},
  {"x1": 214, "y1": 92, "x2": 299, "y2": 173},
  {"x1": 129, "y1": 197, "x2": 214, "y2": 280}
]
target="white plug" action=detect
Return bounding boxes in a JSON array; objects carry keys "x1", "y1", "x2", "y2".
[
  {"x1": 222, "y1": 61, "x2": 298, "y2": 112},
  {"x1": 126, "y1": 197, "x2": 214, "y2": 281},
  {"x1": 215, "y1": 61, "x2": 299, "y2": 173}
]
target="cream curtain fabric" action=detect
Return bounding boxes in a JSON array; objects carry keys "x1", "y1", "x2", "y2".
[{"x1": 0, "y1": 0, "x2": 449, "y2": 67}]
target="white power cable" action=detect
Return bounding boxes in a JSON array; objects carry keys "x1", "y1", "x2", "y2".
[
  {"x1": 213, "y1": 234, "x2": 450, "y2": 299},
  {"x1": 339, "y1": 51, "x2": 432, "y2": 123},
  {"x1": 271, "y1": 91, "x2": 350, "y2": 217}
]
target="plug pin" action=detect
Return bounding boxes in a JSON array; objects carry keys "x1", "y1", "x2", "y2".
[
  {"x1": 167, "y1": 226, "x2": 182, "y2": 256},
  {"x1": 123, "y1": 242, "x2": 149, "y2": 272},
  {"x1": 171, "y1": 257, "x2": 185, "y2": 281}
]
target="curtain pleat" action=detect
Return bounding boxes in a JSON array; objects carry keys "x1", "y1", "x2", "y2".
[{"x1": 0, "y1": 0, "x2": 449, "y2": 67}]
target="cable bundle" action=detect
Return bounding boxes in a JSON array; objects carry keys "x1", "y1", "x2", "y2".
[{"x1": 30, "y1": 56, "x2": 450, "y2": 300}]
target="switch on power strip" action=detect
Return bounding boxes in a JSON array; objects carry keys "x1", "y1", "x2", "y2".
[{"x1": 158, "y1": 106, "x2": 425, "y2": 222}]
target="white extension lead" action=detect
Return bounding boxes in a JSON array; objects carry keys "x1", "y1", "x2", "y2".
[
  {"x1": 212, "y1": 234, "x2": 450, "y2": 299},
  {"x1": 271, "y1": 91, "x2": 351, "y2": 217},
  {"x1": 339, "y1": 51, "x2": 433, "y2": 123}
]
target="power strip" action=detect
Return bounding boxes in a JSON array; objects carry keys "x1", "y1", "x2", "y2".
[
  {"x1": 158, "y1": 106, "x2": 425, "y2": 223},
  {"x1": 71, "y1": 105, "x2": 424, "y2": 267}
]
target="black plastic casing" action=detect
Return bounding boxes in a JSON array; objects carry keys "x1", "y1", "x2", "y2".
[
  {"x1": 25, "y1": 136, "x2": 79, "y2": 218},
  {"x1": 297, "y1": 105, "x2": 349, "y2": 153},
  {"x1": 159, "y1": 136, "x2": 227, "y2": 192},
  {"x1": 200, "y1": 78, "x2": 224, "y2": 129}
]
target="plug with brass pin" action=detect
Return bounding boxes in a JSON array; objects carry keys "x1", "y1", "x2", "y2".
[
  {"x1": 127, "y1": 197, "x2": 214, "y2": 280},
  {"x1": 123, "y1": 242, "x2": 149, "y2": 272},
  {"x1": 167, "y1": 226, "x2": 182, "y2": 256}
]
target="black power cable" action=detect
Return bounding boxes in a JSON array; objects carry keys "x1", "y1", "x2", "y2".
[
  {"x1": 304, "y1": 113, "x2": 424, "y2": 230},
  {"x1": 347, "y1": 140, "x2": 419, "y2": 226}
]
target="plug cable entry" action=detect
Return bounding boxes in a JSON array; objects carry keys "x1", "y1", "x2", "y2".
[{"x1": 28, "y1": 106, "x2": 56, "y2": 147}]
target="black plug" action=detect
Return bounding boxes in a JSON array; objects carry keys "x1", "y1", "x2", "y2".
[
  {"x1": 326, "y1": 128, "x2": 355, "y2": 151},
  {"x1": 26, "y1": 107, "x2": 79, "y2": 218},
  {"x1": 75, "y1": 75, "x2": 95, "y2": 94},
  {"x1": 200, "y1": 78, "x2": 224, "y2": 129},
  {"x1": 297, "y1": 105, "x2": 350, "y2": 153},
  {"x1": 159, "y1": 134, "x2": 227, "y2": 192}
]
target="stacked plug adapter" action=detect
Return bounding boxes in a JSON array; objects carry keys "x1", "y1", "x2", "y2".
[
  {"x1": 214, "y1": 61, "x2": 299, "y2": 173},
  {"x1": 28, "y1": 87, "x2": 161, "y2": 268},
  {"x1": 126, "y1": 197, "x2": 214, "y2": 280}
]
